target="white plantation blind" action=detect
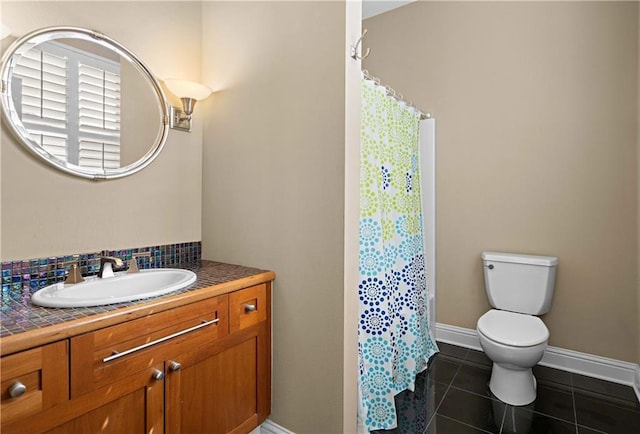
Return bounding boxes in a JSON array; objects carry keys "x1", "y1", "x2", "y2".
[
  {"x1": 78, "y1": 63, "x2": 121, "y2": 168},
  {"x1": 12, "y1": 41, "x2": 121, "y2": 168},
  {"x1": 12, "y1": 44, "x2": 68, "y2": 161}
]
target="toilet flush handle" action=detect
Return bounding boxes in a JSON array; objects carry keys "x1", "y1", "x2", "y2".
[{"x1": 487, "y1": 264, "x2": 494, "y2": 270}]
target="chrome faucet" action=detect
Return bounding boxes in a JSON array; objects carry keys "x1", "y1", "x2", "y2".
[{"x1": 98, "y1": 256, "x2": 124, "y2": 278}]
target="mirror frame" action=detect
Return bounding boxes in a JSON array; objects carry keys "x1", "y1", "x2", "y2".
[{"x1": 0, "y1": 26, "x2": 170, "y2": 180}]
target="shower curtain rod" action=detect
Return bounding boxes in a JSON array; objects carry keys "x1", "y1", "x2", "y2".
[{"x1": 362, "y1": 69, "x2": 432, "y2": 120}]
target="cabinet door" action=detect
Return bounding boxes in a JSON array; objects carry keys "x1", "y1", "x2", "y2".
[
  {"x1": 166, "y1": 330, "x2": 268, "y2": 434},
  {"x1": 1, "y1": 341, "x2": 68, "y2": 428},
  {"x1": 43, "y1": 375, "x2": 163, "y2": 434},
  {"x1": 2, "y1": 363, "x2": 164, "y2": 434}
]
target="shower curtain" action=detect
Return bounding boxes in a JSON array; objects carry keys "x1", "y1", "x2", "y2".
[{"x1": 358, "y1": 75, "x2": 438, "y2": 431}]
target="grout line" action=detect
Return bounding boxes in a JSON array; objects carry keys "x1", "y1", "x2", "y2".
[
  {"x1": 447, "y1": 384, "x2": 500, "y2": 401},
  {"x1": 428, "y1": 363, "x2": 461, "y2": 419},
  {"x1": 437, "y1": 363, "x2": 460, "y2": 407},
  {"x1": 575, "y1": 423, "x2": 608, "y2": 434},
  {"x1": 528, "y1": 408, "x2": 582, "y2": 426},
  {"x1": 460, "y1": 347, "x2": 470, "y2": 361},
  {"x1": 498, "y1": 404, "x2": 507, "y2": 433},
  {"x1": 436, "y1": 413, "x2": 494, "y2": 434},
  {"x1": 570, "y1": 372, "x2": 579, "y2": 434},
  {"x1": 571, "y1": 382, "x2": 640, "y2": 409}
]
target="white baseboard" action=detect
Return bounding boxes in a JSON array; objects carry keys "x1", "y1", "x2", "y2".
[
  {"x1": 435, "y1": 322, "x2": 640, "y2": 403},
  {"x1": 260, "y1": 419, "x2": 296, "y2": 434},
  {"x1": 635, "y1": 365, "x2": 640, "y2": 403},
  {"x1": 435, "y1": 322, "x2": 482, "y2": 351}
]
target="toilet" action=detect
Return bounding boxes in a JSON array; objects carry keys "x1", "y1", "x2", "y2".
[{"x1": 477, "y1": 251, "x2": 558, "y2": 406}]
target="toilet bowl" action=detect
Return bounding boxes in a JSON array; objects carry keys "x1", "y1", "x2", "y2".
[
  {"x1": 477, "y1": 310, "x2": 548, "y2": 405},
  {"x1": 477, "y1": 252, "x2": 557, "y2": 406}
]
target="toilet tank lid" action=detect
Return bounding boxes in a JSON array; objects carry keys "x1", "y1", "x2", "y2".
[{"x1": 482, "y1": 252, "x2": 558, "y2": 266}]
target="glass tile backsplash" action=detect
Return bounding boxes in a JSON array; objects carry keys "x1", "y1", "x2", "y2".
[{"x1": 1, "y1": 241, "x2": 201, "y2": 297}]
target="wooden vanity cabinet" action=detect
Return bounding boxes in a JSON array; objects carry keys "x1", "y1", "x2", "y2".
[
  {"x1": 0, "y1": 341, "x2": 68, "y2": 428},
  {"x1": 166, "y1": 285, "x2": 271, "y2": 434},
  {"x1": 0, "y1": 282, "x2": 271, "y2": 434}
]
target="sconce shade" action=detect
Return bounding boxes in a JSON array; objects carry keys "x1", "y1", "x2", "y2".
[
  {"x1": 164, "y1": 79, "x2": 212, "y2": 101},
  {"x1": 164, "y1": 79, "x2": 212, "y2": 133}
]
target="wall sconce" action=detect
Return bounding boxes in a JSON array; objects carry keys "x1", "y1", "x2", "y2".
[{"x1": 164, "y1": 79, "x2": 212, "y2": 132}]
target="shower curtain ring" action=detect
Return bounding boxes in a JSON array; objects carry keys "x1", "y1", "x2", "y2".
[{"x1": 350, "y1": 29, "x2": 371, "y2": 60}]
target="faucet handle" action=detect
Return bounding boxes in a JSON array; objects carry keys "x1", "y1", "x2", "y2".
[
  {"x1": 128, "y1": 251, "x2": 152, "y2": 274},
  {"x1": 65, "y1": 255, "x2": 84, "y2": 284}
]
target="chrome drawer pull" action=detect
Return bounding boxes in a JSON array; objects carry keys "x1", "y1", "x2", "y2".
[
  {"x1": 244, "y1": 304, "x2": 256, "y2": 312},
  {"x1": 8, "y1": 381, "x2": 27, "y2": 398},
  {"x1": 102, "y1": 318, "x2": 219, "y2": 363},
  {"x1": 169, "y1": 361, "x2": 182, "y2": 372},
  {"x1": 152, "y1": 369, "x2": 165, "y2": 381}
]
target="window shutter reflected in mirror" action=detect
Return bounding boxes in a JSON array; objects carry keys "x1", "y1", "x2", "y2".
[
  {"x1": 12, "y1": 41, "x2": 122, "y2": 170},
  {"x1": 1, "y1": 27, "x2": 169, "y2": 180}
]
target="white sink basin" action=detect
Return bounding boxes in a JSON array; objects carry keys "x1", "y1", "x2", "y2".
[{"x1": 30, "y1": 268, "x2": 197, "y2": 308}]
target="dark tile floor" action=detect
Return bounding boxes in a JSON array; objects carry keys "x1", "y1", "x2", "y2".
[{"x1": 373, "y1": 341, "x2": 640, "y2": 434}]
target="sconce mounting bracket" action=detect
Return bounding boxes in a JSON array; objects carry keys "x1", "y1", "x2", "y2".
[{"x1": 169, "y1": 106, "x2": 191, "y2": 132}]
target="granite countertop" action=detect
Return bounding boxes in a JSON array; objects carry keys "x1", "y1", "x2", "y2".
[{"x1": 0, "y1": 261, "x2": 275, "y2": 356}]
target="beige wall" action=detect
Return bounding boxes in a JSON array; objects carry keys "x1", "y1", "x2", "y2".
[
  {"x1": 1, "y1": 1, "x2": 203, "y2": 261},
  {"x1": 365, "y1": 1, "x2": 639, "y2": 362},
  {"x1": 200, "y1": 2, "x2": 346, "y2": 432}
]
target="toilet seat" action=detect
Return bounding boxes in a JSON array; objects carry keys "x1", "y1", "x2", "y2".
[{"x1": 478, "y1": 309, "x2": 548, "y2": 347}]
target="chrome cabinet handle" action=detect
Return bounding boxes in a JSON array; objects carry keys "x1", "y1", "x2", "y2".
[
  {"x1": 103, "y1": 318, "x2": 219, "y2": 363},
  {"x1": 8, "y1": 381, "x2": 27, "y2": 398},
  {"x1": 244, "y1": 304, "x2": 256, "y2": 312},
  {"x1": 152, "y1": 369, "x2": 165, "y2": 381},
  {"x1": 169, "y1": 361, "x2": 182, "y2": 372}
]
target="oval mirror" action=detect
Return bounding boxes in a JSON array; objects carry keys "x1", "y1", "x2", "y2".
[{"x1": 0, "y1": 26, "x2": 169, "y2": 180}]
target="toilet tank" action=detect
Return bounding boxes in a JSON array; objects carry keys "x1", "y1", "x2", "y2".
[{"x1": 482, "y1": 252, "x2": 558, "y2": 315}]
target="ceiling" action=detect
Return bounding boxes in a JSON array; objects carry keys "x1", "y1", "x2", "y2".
[{"x1": 362, "y1": 0, "x2": 415, "y2": 19}]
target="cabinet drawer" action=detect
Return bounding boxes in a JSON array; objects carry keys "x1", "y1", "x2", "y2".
[
  {"x1": 1, "y1": 341, "x2": 68, "y2": 427},
  {"x1": 71, "y1": 295, "x2": 228, "y2": 398},
  {"x1": 229, "y1": 284, "x2": 267, "y2": 333}
]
